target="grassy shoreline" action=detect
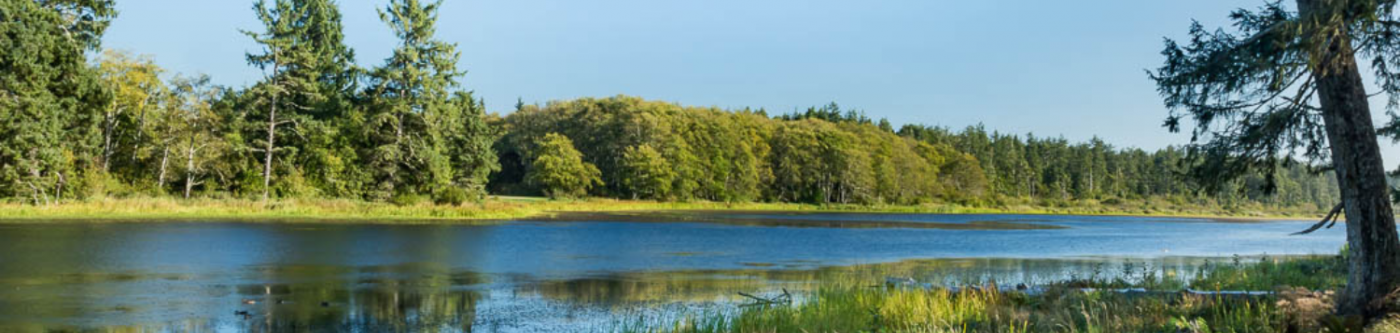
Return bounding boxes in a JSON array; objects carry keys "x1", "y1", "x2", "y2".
[
  {"x1": 0, "y1": 196, "x2": 1329, "y2": 223},
  {"x1": 619, "y1": 255, "x2": 1367, "y2": 333}
]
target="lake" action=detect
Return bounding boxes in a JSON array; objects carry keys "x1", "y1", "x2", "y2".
[{"x1": 0, "y1": 212, "x2": 1345, "y2": 332}]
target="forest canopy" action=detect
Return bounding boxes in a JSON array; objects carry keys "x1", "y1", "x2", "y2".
[{"x1": 0, "y1": 0, "x2": 1340, "y2": 211}]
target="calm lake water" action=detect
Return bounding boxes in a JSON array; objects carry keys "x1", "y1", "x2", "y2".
[{"x1": 0, "y1": 212, "x2": 1345, "y2": 332}]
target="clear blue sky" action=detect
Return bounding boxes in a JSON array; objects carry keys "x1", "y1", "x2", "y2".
[{"x1": 102, "y1": 0, "x2": 1400, "y2": 161}]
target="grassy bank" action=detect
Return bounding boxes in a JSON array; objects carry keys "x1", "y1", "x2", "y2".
[
  {"x1": 621, "y1": 255, "x2": 1397, "y2": 333},
  {"x1": 0, "y1": 196, "x2": 1329, "y2": 223}
]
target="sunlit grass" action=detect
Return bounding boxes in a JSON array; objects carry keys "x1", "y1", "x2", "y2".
[
  {"x1": 619, "y1": 255, "x2": 1364, "y2": 333},
  {"x1": 0, "y1": 196, "x2": 1326, "y2": 223}
]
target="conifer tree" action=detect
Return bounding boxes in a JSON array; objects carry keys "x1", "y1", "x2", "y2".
[
  {"x1": 1153, "y1": 0, "x2": 1400, "y2": 319},
  {"x1": 365, "y1": 0, "x2": 475, "y2": 201},
  {"x1": 0, "y1": 0, "x2": 116, "y2": 204}
]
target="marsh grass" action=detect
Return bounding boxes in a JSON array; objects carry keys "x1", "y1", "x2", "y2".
[
  {"x1": 0, "y1": 196, "x2": 1324, "y2": 223},
  {"x1": 1190, "y1": 255, "x2": 1348, "y2": 291},
  {"x1": 619, "y1": 255, "x2": 1367, "y2": 333}
]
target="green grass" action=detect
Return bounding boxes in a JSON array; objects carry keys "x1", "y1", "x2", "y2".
[
  {"x1": 618, "y1": 255, "x2": 1379, "y2": 333},
  {"x1": 1190, "y1": 255, "x2": 1348, "y2": 291},
  {"x1": 0, "y1": 195, "x2": 1329, "y2": 223}
]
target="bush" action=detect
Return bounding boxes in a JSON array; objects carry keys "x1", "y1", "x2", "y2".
[
  {"x1": 434, "y1": 187, "x2": 470, "y2": 206},
  {"x1": 389, "y1": 193, "x2": 427, "y2": 206}
]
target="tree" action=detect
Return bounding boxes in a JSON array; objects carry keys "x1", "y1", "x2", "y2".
[
  {"x1": 440, "y1": 92, "x2": 499, "y2": 201},
  {"x1": 364, "y1": 0, "x2": 468, "y2": 201},
  {"x1": 619, "y1": 144, "x2": 674, "y2": 200},
  {"x1": 244, "y1": 0, "x2": 320, "y2": 201},
  {"x1": 292, "y1": 0, "x2": 363, "y2": 198},
  {"x1": 1152, "y1": 0, "x2": 1400, "y2": 319},
  {"x1": 95, "y1": 50, "x2": 165, "y2": 175},
  {"x1": 528, "y1": 133, "x2": 601, "y2": 199},
  {"x1": 167, "y1": 75, "x2": 225, "y2": 199},
  {"x1": 0, "y1": 0, "x2": 116, "y2": 204}
]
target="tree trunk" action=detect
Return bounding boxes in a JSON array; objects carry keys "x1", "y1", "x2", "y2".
[
  {"x1": 157, "y1": 146, "x2": 169, "y2": 191},
  {"x1": 1300, "y1": 0, "x2": 1400, "y2": 319},
  {"x1": 263, "y1": 100, "x2": 276, "y2": 202},
  {"x1": 185, "y1": 145, "x2": 196, "y2": 199},
  {"x1": 263, "y1": 57, "x2": 281, "y2": 203},
  {"x1": 102, "y1": 105, "x2": 118, "y2": 172}
]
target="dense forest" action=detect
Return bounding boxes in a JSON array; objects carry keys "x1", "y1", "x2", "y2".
[
  {"x1": 492, "y1": 97, "x2": 1339, "y2": 209},
  {"x1": 2, "y1": 0, "x2": 1340, "y2": 210}
]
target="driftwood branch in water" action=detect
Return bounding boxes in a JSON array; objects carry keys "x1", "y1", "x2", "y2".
[
  {"x1": 1293, "y1": 202, "x2": 1345, "y2": 235},
  {"x1": 738, "y1": 288, "x2": 792, "y2": 306}
]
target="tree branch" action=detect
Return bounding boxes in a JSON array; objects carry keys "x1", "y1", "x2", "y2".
[{"x1": 1294, "y1": 202, "x2": 1345, "y2": 235}]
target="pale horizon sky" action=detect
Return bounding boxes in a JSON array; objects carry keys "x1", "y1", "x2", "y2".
[{"x1": 101, "y1": 0, "x2": 1400, "y2": 162}]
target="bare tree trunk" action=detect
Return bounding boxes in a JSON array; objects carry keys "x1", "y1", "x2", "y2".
[
  {"x1": 102, "y1": 105, "x2": 118, "y2": 172},
  {"x1": 185, "y1": 145, "x2": 196, "y2": 199},
  {"x1": 26, "y1": 165, "x2": 48, "y2": 205},
  {"x1": 157, "y1": 146, "x2": 169, "y2": 191},
  {"x1": 1301, "y1": 0, "x2": 1400, "y2": 319},
  {"x1": 263, "y1": 100, "x2": 277, "y2": 202},
  {"x1": 262, "y1": 57, "x2": 281, "y2": 203},
  {"x1": 55, "y1": 171, "x2": 63, "y2": 202},
  {"x1": 132, "y1": 95, "x2": 151, "y2": 166}
]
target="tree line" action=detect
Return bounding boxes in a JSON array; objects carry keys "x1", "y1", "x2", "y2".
[
  {"x1": 494, "y1": 97, "x2": 1339, "y2": 209},
  {"x1": 3, "y1": 0, "x2": 1337, "y2": 211}
]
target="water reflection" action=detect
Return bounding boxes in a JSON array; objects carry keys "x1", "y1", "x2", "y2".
[
  {"x1": 0, "y1": 255, "x2": 1309, "y2": 332},
  {"x1": 0, "y1": 214, "x2": 1345, "y2": 332},
  {"x1": 226, "y1": 275, "x2": 482, "y2": 332}
]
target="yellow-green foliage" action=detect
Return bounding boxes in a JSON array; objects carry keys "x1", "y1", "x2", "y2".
[
  {"x1": 628, "y1": 286, "x2": 1290, "y2": 333},
  {"x1": 0, "y1": 195, "x2": 1328, "y2": 224}
]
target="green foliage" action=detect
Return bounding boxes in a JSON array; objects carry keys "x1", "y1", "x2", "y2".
[
  {"x1": 496, "y1": 96, "x2": 1332, "y2": 209},
  {"x1": 528, "y1": 133, "x2": 602, "y2": 199},
  {"x1": 495, "y1": 96, "x2": 968, "y2": 204},
  {"x1": 362, "y1": 0, "x2": 495, "y2": 203},
  {"x1": 242, "y1": 0, "x2": 325, "y2": 200},
  {"x1": 0, "y1": 0, "x2": 1344, "y2": 213},
  {"x1": 622, "y1": 256, "x2": 1359, "y2": 333},
  {"x1": 627, "y1": 285, "x2": 1290, "y2": 333},
  {"x1": 619, "y1": 145, "x2": 675, "y2": 200},
  {"x1": 0, "y1": 0, "x2": 116, "y2": 203},
  {"x1": 1192, "y1": 255, "x2": 1348, "y2": 292},
  {"x1": 433, "y1": 186, "x2": 469, "y2": 206}
]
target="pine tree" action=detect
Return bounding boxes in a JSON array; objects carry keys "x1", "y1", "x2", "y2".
[
  {"x1": 365, "y1": 0, "x2": 470, "y2": 201},
  {"x1": 243, "y1": 0, "x2": 321, "y2": 201},
  {"x1": 0, "y1": 0, "x2": 116, "y2": 204},
  {"x1": 293, "y1": 0, "x2": 364, "y2": 198},
  {"x1": 1153, "y1": 0, "x2": 1400, "y2": 319}
]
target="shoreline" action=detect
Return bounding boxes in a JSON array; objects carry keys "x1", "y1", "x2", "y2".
[{"x1": 0, "y1": 197, "x2": 1329, "y2": 224}]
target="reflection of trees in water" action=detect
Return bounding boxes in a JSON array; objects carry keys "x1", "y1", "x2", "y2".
[
  {"x1": 532, "y1": 275, "x2": 777, "y2": 304},
  {"x1": 233, "y1": 265, "x2": 485, "y2": 332},
  {"x1": 527, "y1": 257, "x2": 1238, "y2": 306}
]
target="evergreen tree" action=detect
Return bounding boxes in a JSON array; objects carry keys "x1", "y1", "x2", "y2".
[
  {"x1": 0, "y1": 0, "x2": 116, "y2": 204},
  {"x1": 243, "y1": 0, "x2": 321, "y2": 201},
  {"x1": 364, "y1": 0, "x2": 467, "y2": 201},
  {"x1": 294, "y1": 0, "x2": 364, "y2": 198},
  {"x1": 1152, "y1": 0, "x2": 1400, "y2": 318},
  {"x1": 441, "y1": 92, "x2": 499, "y2": 201}
]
